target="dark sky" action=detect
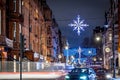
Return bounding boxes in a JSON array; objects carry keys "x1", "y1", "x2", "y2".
[{"x1": 46, "y1": 0, "x2": 110, "y2": 48}]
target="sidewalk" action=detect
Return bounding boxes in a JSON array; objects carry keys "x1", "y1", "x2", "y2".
[
  {"x1": 111, "y1": 74, "x2": 120, "y2": 80},
  {"x1": 111, "y1": 78, "x2": 120, "y2": 80}
]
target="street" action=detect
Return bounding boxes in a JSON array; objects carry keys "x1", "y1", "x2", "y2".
[
  {"x1": 0, "y1": 76, "x2": 65, "y2": 80},
  {"x1": 0, "y1": 72, "x2": 66, "y2": 80},
  {"x1": 2, "y1": 76, "x2": 65, "y2": 80},
  {"x1": 0, "y1": 0, "x2": 120, "y2": 80}
]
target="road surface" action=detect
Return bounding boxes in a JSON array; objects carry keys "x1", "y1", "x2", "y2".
[{"x1": 0, "y1": 72, "x2": 66, "y2": 80}]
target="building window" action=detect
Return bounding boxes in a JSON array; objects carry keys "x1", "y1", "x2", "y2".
[
  {"x1": 19, "y1": 23, "x2": 21, "y2": 42},
  {"x1": 13, "y1": 0, "x2": 16, "y2": 12},
  {"x1": 22, "y1": 1, "x2": 24, "y2": 6},
  {"x1": 47, "y1": 27, "x2": 51, "y2": 34},
  {"x1": 34, "y1": 9, "x2": 38, "y2": 20},
  {"x1": 13, "y1": 22, "x2": 16, "y2": 41},
  {"x1": 19, "y1": 0, "x2": 22, "y2": 13},
  {"x1": 30, "y1": 44, "x2": 32, "y2": 50},
  {"x1": 0, "y1": 9, "x2": 1, "y2": 35},
  {"x1": 109, "y1": 33, "x2": 112, "y2": 41},
  {"x1": 29, "y1": 25, "x2": 32, "y2": 32},
  {"x1": 47, "y1": 38, "x2": 51, "y2": 46},
  {"x1": 19, "y1": 24, "x2": 21, "y2": 33}
]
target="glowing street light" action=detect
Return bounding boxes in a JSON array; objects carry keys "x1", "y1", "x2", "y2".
[
  {"x1": 58, "y1": 54, "x2": 62, "y2": 62},
  {"x1": 65, "y1": 41, "x2": 69, "y2": 65},
  {"x1": 65, "y1": 46, "x2": 69, "y2": 50},
  {"x1": 58, "y1": 54, "x2": 62, "y2": 59},
  {"x1": 96, "y1": 36, "x2": 101, "y2": 41},
  {"x1": 78, "y1": 46, "x2": 82, "y2": 64}
]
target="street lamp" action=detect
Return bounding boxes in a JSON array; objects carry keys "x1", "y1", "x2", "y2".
[
  {"x1": 65, "y1": 45, "x2": 69, "y2": 65},
  {"x1": 96, "y1": 36, "x2": 101, "y2": 41},
  {"x1": 58, "y1": 54, "x2": 62, "y2": 62},
  {"x1": 78, "y1": 46, "x2": 82, "y2": 64}
]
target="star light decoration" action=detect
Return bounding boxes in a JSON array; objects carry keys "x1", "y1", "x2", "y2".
[{"x1": 68, "y1": 15, "x2": 89, "y2": 35}]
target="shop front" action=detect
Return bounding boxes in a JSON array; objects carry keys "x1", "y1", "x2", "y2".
[{"x1": 24, "y1": 50, "x2": 40, "y2": 61}]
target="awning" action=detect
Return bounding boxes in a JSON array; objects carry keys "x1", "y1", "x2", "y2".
[
  {"x1": 5, "y1": 37, "x2": 13, "y2": 48},
  {"x1": 24, "y1": 50, "x2": 40, "y2": 61}
]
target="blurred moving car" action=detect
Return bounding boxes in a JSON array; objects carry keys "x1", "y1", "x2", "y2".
[
  {"x1": 65, "y1": 67, "x2": 96, "y2": 80},
  {"x1": 95, "y1": 68, "x2": 112, "y2": 80},
  {"x1": 65, "y1": 65, "x2": 75, "y2": 73}
]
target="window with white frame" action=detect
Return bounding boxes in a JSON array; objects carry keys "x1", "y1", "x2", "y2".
[
  {"x1": 19, "y1": 23, "x2": 21, "y2": 33},
  {"x1": 19, "y1": 23, "x2": 21, "y2": 42},
  {"x1": 0, "y1": 9, "x2": 1, "y2": 35},
  {"x1": 13, "y1": 0, "x2": 16, "y2": 12},
  {"x1": 19, "y1": 0, "x2": 21, "y2": 13},
  {"x1": 13, "y1": 22, "x2": 16, "y2": 41}
]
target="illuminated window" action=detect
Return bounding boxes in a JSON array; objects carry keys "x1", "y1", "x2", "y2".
[
  {"x1": 109, "y1": 33, "x2": 112, "y2": 41},
  {"x1": 34, "y1": 9, "x2": 38, "y2": 20},
  {"x1": 22, "y1": 1, "x2": 24, "y2": 6},
  {"x1": 19, "y1": 0, "x2": 22, "y2": 13},
  {"x1": 19, "y1": 24, "x2": 21, "y2": 33}
]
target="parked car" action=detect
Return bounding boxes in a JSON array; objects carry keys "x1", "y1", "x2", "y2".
[
  {"x1": 95, "y1": 68, "x2": 112, "y2": 80},
  {"x1": 65, "y1": 67, "x2": 97, "y2": 80}
]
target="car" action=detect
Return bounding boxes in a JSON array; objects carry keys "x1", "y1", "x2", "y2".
[
  {"x1": 65, "y1": 67, "x2": 97, "y2": 80},
  {"x1": 95, "y1": 68, "x2": 112, "y2": 80}
]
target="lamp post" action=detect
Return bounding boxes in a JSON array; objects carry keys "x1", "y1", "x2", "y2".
[
  {"x1": 65, "y1": 45, "x2": 69, "y2": 65},
  {"x1": 78, "y1": 46, "x2": 82, "y2": 64},
  {"x1": 112, "y1": 23, "x2": 116, "y2": 78},
  {"x1": 20, "y1": 33, "x2": 23, "y2": 80}
]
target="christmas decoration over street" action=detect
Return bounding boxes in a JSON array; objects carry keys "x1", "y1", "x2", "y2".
[{"x1": 68, "y1": 15, "x2": 89, "y2": 35}]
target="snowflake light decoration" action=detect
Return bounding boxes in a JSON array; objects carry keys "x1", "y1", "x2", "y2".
[{"x1": 68, "y1": 15, "x2": 89, "y2": 35}]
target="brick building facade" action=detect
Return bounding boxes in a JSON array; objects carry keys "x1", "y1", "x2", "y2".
[
  {"x1": 0, "y1": 0, "x2": 8, "y2": 62},
  {"x1": 0, "y1": 0, "x2": 63, "y2": 63},
  {"x1": 103, "y1": 0, "x2": 119, "y2": 70}
]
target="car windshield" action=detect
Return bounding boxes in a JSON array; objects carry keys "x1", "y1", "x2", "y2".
[
  {"x1": 71, "y1": 68, "x2": 88, "y2": 74},
  {"x1": 96, "y1": 68, "x2": 107, "y2": 74}
]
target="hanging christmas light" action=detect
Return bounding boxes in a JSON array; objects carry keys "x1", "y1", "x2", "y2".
[{"x1": 68, "y1": 15, "x2": 89, "y2": 35}]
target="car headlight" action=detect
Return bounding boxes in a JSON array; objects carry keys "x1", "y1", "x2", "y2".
[
  {"x1": 65, "y1": 75, "x2": 70, "y2": 79},
  {"x1": 106, "y1": 74, "x2": 112, "y2": 79},
  {"x1": 79, "y1": 75, "x2": 87, "y2": 80}
]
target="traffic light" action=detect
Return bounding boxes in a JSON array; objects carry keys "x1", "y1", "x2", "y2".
[{"x1": 20, "y1": 34, "x2": 26, "y2": 53}]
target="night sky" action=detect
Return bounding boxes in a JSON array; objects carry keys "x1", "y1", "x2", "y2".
[{"x1": 46, "y1": 0, "x2": 110, "y2": 48}]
